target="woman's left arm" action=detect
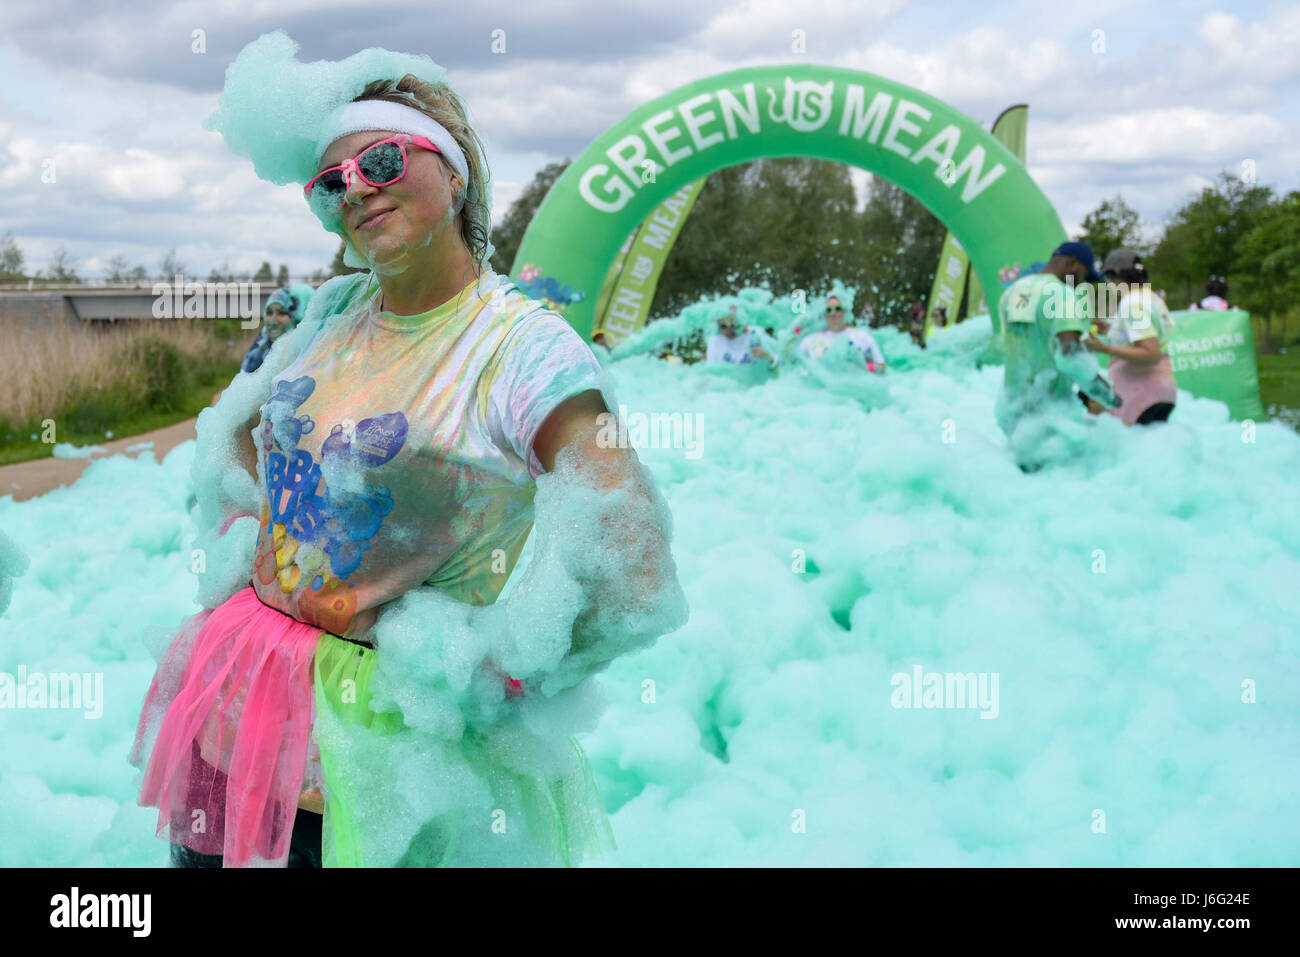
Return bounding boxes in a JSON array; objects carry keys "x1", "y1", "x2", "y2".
[
  {"x1": 512, "y1": 388, "x2": 687, "y2": 693},
  {"x1": 534, "y1": 390, "x2": 626, "y2": 480}
]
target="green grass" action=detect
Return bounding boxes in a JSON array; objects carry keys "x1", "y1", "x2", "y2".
[
  {"x1": 0, "y1": 359, "x2": 242, "y2": 466},
  {"x1": 1258, "y1": 348, "x2": 1300, "y2": 431},
  {"x1": 1252, "y1": 312, "x2": 1300, "y2": 431}
]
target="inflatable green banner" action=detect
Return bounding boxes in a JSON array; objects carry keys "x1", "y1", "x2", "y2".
[
  {"x1": 510, "y1": 66, "x2": 1067, "y2": 341},
  {"x1": 592, "y1": 177, "x2": 707, "y2": 346},
  {"x1": 925, "y1": 232, "x2": 968, "y2": 335},
  {"x1": 966, "y1": 105, "x2": 1028, "y2": 318},
  {"x1": 1165, "y1": 309, "x2": 1264, "y2": 421}
]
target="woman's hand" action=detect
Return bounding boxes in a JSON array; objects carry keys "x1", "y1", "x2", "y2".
[{"x1": 1083, "y1": 335, "x2": 1110, "y2": 355}]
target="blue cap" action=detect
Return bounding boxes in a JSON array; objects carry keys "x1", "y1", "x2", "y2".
[{"x1": 1052, "y1": 241, "x2": 1104, "y2": 283}]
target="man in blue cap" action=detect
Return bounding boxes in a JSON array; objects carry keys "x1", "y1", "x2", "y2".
[{"x1": 995, "y1": 241, "x2": 1121, "y2": 471}]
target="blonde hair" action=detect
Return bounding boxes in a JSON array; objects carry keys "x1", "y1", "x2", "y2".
[{"x1": 354, "y1": 75, "x2": 491, "y2": 272}]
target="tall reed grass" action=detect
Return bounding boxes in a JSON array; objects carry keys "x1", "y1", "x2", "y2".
[{"x1": 0, "y1": 318, "x2": 247, "y2": 435}]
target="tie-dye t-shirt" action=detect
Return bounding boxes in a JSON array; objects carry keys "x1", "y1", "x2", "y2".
[{"x1": 249, "y1": 270, "x2": 604, "y2": 642}]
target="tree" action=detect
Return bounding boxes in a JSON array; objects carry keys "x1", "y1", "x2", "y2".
[
  {"x1": 1075, "y1": 195, "x2": 1143, "y2": 263},
  {"x1": 127, "y1": 265, "x2": 149, "y2": 283},
  {"x1": 0, "y1": 231, "x2": 24, "y2": 279},
  {"x1": 253, "y1": 261, "x2": 273, "y2": 283},
  {"x1": 1153, "y1": 171, "x2": 1274, "y2": 297},
  {"x1": 489, "y1": 159, "x2": 571, "y2": 274},
  {"x1": 855, "y1": 177, "x2": 947, "y2": 326},
  {"x1": 1150, "y1": 216, "x2": 1197, "y2": 307},
  {"x1": 104, "y1": 254, "x2": 132, "y2": 282},
  {"x1": 276, "y1": 264, "x2": 290, "y2": 287},
  {"x1": 1235, "y1": 191, "x2": 1300, "y2": 350},
  {"x1": 48, "y1": 245, "x2": 79, "y2": 282},
  {"x1": 208, "y1": 260, "x2": 234, "y2": 282},
  {"x1": 330, "y1": 240, "x2": 362, "y2": 277},
  {"x1": 160, "y1": 247, "x2": 185, "y2": 277},
  {"x1": 651, "y1": 157, "x2": 868, "y2": 317}
]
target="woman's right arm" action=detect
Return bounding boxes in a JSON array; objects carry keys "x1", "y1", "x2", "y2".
[{"x1": 237, "y1": 410, "x2": 261, "y2": 483}]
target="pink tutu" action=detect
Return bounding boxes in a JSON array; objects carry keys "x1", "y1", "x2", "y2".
[{"x1": 131, "y1": 586, "x2": 323, "y2": 867}]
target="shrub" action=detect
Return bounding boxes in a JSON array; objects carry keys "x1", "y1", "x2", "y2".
[{"x1": 123, "y1": 336, "x2": 191, "y2": 412}]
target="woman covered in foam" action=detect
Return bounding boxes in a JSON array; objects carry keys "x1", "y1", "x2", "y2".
[{"x1": 131, "y1": 32, "x2": 688, "y2": 867}]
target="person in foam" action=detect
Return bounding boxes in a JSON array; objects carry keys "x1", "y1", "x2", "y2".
[
  {"x1": 131, "y1": 36, "x2": 687, "y2": 869},
  {"x1": 1083, "y1": 248, "x2": 1177, "y2": 426},
  {"x1": 798, "y1": 295, "x2": 886, "y2": 372},
  {"x1": 995, "y1": 241, "x2": 1122, "y2": 471},
  {"x1": 706, "y1": 305, "x2": 772, "y2": 366}
]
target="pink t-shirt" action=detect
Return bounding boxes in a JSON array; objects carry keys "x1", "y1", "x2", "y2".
[
  {"x1": 1107, "y1": 289, "x2": 1177, "y2": 425},
  {"x1": 249, "y1": 271, "x2": 604, "y2": 641}
]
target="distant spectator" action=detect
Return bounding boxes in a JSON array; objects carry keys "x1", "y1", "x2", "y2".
[
  {"x1": 590, "y1": 328, "x2": 613, "y2": 352},
  {"x1": 241, "y1": 286, "x2": 311, "y2": 374},
  {"x1": 908, "y1": 300, "x2": 927, "y2": 348},
  {"x1": 934, "y1": 306, "x2": 948, "y2": 328},
  {"x1": 1190, "y1": 276, "x2": 1231, "y2": 311}
]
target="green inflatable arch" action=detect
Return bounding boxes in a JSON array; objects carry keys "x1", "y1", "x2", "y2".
[{"x1": 510, "y1": 64, "x2": 1068, "y2": 341}]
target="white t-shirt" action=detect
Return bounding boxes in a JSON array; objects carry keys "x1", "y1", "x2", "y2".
[
  {"x1": 1192, "y1": 295, "x2": 1230, "y2": 311},
  {"x1": 799, "y1": 327, "x2": 884, "y2": 365},
  {"x1": 1110, "y1": 289, "x2": 1172, "y2": 347},
  {"x1": 250, "y1": 270, "x2": 605, "y2": 639},
  {"x1": 707, "y1": 332, "x2": 756, "y2": 364}
]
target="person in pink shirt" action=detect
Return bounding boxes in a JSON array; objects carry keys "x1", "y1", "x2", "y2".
[
  {"x1": 1084, "y1": 248, "x2": 1178, "y2": 426},
  {"x1": 1190, "y1": 276, "x2": 1232, "y2": 311}
]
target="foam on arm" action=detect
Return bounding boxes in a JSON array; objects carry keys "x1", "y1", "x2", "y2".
[{"x1": 189, "y1": 274, "x2": 366, "y2": 608}]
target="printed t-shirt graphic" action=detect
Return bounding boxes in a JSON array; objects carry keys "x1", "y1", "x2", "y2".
[
  {"x1": 999, "y1": 272, "x2": 1091, "y2": 405},
  {"x1": 250, "y1": 271, "x2": 604, "y2": 640}
]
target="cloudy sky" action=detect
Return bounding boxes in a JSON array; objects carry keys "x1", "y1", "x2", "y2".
[{"x1": 1, "y1": 0, "x2": 1296, "y2": 281}]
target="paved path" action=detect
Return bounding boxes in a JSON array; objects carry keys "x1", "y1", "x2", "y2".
[{"x1": 0, "y1": 417, "x2": 200, "y2": 503}]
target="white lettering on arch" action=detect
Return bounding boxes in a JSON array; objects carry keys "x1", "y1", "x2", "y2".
[
  {"x1": 839, "y1": 85, "x2": 893, "y2": 143},
  {"x1": 882, "y1": 99, "x2": 931, "y2": 158},
  {"x1": 718, "y1": 83, "x2": 760, "y2": 138},
  {"x1": 950, "y1": 145, "x2": 1007, "y2": 202}
]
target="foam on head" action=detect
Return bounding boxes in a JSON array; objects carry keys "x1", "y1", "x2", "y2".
[
  {"x1": 204, "y1": 31, "x2": 454, "y2": 187},
  {"x1": 204, "y1": 32, "x2": 495, "y2": 269}
]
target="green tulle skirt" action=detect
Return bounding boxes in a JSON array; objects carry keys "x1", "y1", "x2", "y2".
[{"x1": 313, "y1": 634, "x2": 616, "y2": 867}]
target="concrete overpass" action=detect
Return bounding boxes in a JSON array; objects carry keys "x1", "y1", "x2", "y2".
[{"x1": 0, "y1": 281, "x2": 320, "y2": 327}]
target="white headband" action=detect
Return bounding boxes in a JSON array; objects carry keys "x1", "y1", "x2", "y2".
[{"x1": 314, "y1": 100, "x2": 469, "y2": 184}]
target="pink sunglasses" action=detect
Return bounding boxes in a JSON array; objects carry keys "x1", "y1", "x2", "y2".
[{"x1": 304, "y1": 134, "x2": 442, "y2": 217}]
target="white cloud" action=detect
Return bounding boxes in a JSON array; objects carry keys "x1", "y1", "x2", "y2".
[
  {"x1": 1035, "y1": 108, "x2": 1286, "y2": 167},
  {"x1": 1, "y1": 0, "x2": 1297, "y2": 279}
]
